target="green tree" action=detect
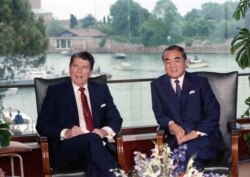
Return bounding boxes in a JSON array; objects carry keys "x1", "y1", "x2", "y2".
[
  {"x1": 109, "y1": 0, "x2": 149, "y2": 42},
  {"x1": 201, "y1": 2, "x2": 224, "y2": 21},
  {"x1": 141, "y1": 0, "x2": 181, "y2": 46},
  {"x1": 81, "y1": 14, "x2": 97, "y2": 28},
  {"x1": 0, "y1": 0, "x2": 48, "y2": 60},
  {"x1": 103, "y1": 16, "x2": 106, "y2": 24},
  {"x1": 196, "y1": 18, "x2": 216, "y2": 37},
  {"x1": 107, "y1": 15, "x2": 111, "y2": 24},
  {"x1": 46, "y1": 19, "x2": 65, "y2": 37},
  {"x1": 183, "y1": 21, "x2": 197, "y2": 37},
  {"x1": 184, "y1": 1, "x2": 239, "y2": 42},
  {"x1": 231, "y1": 0, "x2": 250, "y2": 118},
  {"x1": 185, "y1": 9, "x2": 201, "y2": 21},
  {"x1": 70, "y1": 14, "x2": 78, "y2": 29}
]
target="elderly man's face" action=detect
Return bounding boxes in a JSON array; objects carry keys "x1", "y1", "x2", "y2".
[
  {"x1": 69, "y1": 57, "x2": 92, "y2": 87},
  {"x1": 163, "y1": 49, "x2": 187, "y2": 79}
]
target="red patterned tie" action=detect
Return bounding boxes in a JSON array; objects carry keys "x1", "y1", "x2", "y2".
[{"x1": 79, "y1": 87, "x2": 94, "y2": 131}]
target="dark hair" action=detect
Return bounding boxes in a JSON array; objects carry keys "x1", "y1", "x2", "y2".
[
  {"x1": 161, "y1": 45, "x2": 187, "y2": 61},
  {"x1": 69, "y1": 51, "x2": 95, "y2": 70}
]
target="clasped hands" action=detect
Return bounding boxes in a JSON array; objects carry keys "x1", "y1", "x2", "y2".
[
  {"x1": 169, "y1": 123, "x2": 198, "y2": 145},
  {"x1": 65, "y1": 126, "x2": 108, "y2": 139}
]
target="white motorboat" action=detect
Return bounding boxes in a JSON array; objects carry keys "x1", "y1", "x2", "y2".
[
  {"x1": 112, "y1": 53, "x2": 132, "y2": 70},
  {"x1": 187, "y1": 56, "x2": 208, "y2": 68},
  {"x1": 61, "y1": 50, "x2": 73, "y2": 56},
  {"x1": 113, "y1": 53, "x2": 127, "y2": 60},
  {"x1": 112, "y1": 61, "x2": 132, "y2": 70}
]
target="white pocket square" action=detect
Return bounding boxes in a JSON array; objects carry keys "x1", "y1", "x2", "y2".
[
  {"x1": 100, "y1": 103, "x2": 106, "y2": 108},
  {"x1": 189, "y1": 90, "x2": 195, "y2": 94}
]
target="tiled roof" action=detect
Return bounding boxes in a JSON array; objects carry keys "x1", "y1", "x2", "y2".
[{"x1": 66, "y1": 29, "x2": 107, "y2": 37}]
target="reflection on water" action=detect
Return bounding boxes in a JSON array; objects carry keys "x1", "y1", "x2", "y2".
[{"x1": 0, "y1": 52, "x2": 249, "y2": 133}]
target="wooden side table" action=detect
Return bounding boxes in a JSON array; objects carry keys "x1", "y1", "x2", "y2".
[{"x1": 0, "y1": 141, "x2": 32, "y2": 177}]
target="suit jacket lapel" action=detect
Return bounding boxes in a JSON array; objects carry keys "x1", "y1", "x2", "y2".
[
  {"x1": 162, "y1": 76, "x2": 182, "y2": 117},
  {"x1": 65, "y1": 80, "x2": 80, "y2": 125},
  {"x1": 181, "y1": 73, "x2": 192, "y2": 111},
  {"x1": 88, "y1": 83, "x2": 98, "y2": 127}
]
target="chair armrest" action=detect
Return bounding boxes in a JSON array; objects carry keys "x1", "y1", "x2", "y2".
[
  {"x1": 115, "y1": 131, "x2": 129, "y2": 174},
  {"x1": 36, "y1": 134, "x2": 52, "y2": 177},
  {"x1": 231, "y1": 129, "x2": 240, "y2": 177},
  {"x1": 115, "y1": 126, "x2": 163, "y2": 174},
  {"x1": 227, "y1": 120, "x2": 241, "y2": 133},
  {"x1": 156, "y1": 130, "x2": 165, "y2": 155}
]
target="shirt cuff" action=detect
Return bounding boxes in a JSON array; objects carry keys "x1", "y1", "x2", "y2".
[
  {"x1": 168, "y1": 120, "x2": 174, "y2": 125},
  {"x1": 102, "y1": 126, "x2": 115, "y2": 139},
  {"x1": 61, "y1": 128, "x2": 69, "y2": 140},
  {"x1": 168, "y1": 121, "x2": 175, "y2": 135},
  {"x1": 196, "y1": 131, "x2": 207, "y2": 136}
]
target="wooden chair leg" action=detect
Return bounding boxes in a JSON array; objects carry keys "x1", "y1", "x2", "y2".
[
  {"x1": 37, "y1": 136, "x2": 52, "y2": 177},
  {"x1": 116, "y1": 132, "x2": 129, "y2": 174},
  {"x1": 156, "y1": 130, "x2": 165, "y2": 155},
  {"x1": 231, "y1": 130, "x2": 239, "y2": 177}
]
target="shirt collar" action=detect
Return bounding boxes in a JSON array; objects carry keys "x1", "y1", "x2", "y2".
[
  {"x1": 171, "y1": 72, "x2": 185, "y2": 88},
  {"x1": 72, "y1": 82, "x2": 88, "y2": 92}
]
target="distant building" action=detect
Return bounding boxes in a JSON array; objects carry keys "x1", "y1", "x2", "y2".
[
  {"x1": 28, "y1": 0, "x2": 41, "y2": 8},
  {"x1": 28, "y1": 0, "x2": 53, "y2": 23},
  {"x1": 48, "y1": 29, "x2": 108, "y2": 52},
  {"x1": 57, "y1": 20, "x2": 71, "y2": 29}
]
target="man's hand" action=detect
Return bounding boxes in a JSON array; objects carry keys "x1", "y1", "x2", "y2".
[
  {"x1": 178, "y1": 130, "x2": 199, "y2": 145},
  {"x1": 65, "y1": 126, "x2": 84, "y2": 139},
  {"x1": 169, "y1": 123, "x2": 185, "y2": 144},
  {"x1": 92, "y1": 128, "x2": 108, "y2": 138}
]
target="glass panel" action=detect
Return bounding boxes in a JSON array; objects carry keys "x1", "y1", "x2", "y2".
[
  {"x1": 56, "y1": 40, "x2": 60, "y2": 48},
  {"x1": 68, "y1": 40, "x2": 71, "y2": 48},
  {"x1": 238, "y1": 76, "x2": 250, "y2": 118},
  {"x1": 0, "y1": 75, "x2": 248, "y2": 135},
  {"x1": 109, "y1": 82, "x2": 157, "y2": 127},
  {"x1": 61, "y1": 39, "x2": 67, "y2": 48},
  {"x1": 0, "y1": 87, "x2": 37, "y2": 135},
  {"x1": 0, "y1": 0, "x2": 249, "y2": 135}
]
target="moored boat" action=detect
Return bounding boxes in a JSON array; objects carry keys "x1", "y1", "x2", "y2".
[
  {"x1": 112, "y1": 61, "x2": 132, "y2": 70},
  {"x1": 113, "y1": 53, "x2": 127, "y2": 60},
  {"x1": 61, "y1": 50, "x2": 73, "y2": 56},
  {"x1": 187, "y1": 56, "x2": 208, "y2": 68},
  {"x1": 112, "y1": 53, "x2": 133, "y2": 70}
]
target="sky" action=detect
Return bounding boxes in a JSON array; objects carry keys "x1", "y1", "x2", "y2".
[{"x1": 41, "y1": 0, "x2": 235, "y2": 20}]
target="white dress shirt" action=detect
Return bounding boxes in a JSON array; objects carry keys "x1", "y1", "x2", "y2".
[
  {"x1": 60, "y1": 82, "x2": 115, "y2": 140},
  {"x1": 170, "y1": 74, "x2": 184, "y2": 92}
]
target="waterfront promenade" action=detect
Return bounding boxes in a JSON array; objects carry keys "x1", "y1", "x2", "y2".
[{"x1": 69, "y1": 42, "x2": 231, "y2": 54}]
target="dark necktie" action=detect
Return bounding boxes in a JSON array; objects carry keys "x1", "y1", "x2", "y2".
[
  {"x1": 174, "y1": 79, "x2": 181, "y2": 99},
  {"x1": 79, "y1": 87, "x2": 94, "y2": 131}
]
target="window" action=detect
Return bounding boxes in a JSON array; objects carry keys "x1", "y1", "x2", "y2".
[{"x1": 0, "y1": 0, "x2": 249, "y2": 135}]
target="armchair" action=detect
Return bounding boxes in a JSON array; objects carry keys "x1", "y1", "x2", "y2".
[
  {"x1": 195, "y1": 71, "x2": 239, "y2": 177},
  {"x1": 115, "y1": 126, "x2": 165, "y2": 174},
  {"x1": 157, "y1": 71, "x2": 240, "y2": 177},
  {"x1": 34, "y1": 75, "x2": 107, "y2": 177}
]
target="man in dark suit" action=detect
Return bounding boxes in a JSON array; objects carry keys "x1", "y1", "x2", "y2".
[
  {"x1": 36, "y1": 51, "x2": 123, "y2": 177},
  {"x1": 151, "y1": 45, "x2": 223, "y2": 169}
]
